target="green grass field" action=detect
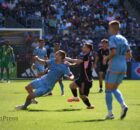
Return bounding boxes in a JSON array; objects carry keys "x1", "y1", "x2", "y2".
[{"x1": 0, "y1": 80, "x2": 140, "y2": 130}]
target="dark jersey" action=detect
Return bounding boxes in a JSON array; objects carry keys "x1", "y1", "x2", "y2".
[
  {"x1": 78, "y1": 52, "x2": 94, "y2": 82},
  {"x1": 97, "y1": 48, "x2": 109, "y2": 66}
]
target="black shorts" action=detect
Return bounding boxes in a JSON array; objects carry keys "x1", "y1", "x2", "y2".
[
  {"x1": 98, "y1": 65, "x2": 108, "y2": 73},
  {"x1": 75, "y1": 77, "x2": 92, "y2": 96}
]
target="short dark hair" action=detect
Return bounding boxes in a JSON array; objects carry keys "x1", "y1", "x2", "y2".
[
  {"x1": 101, "y1": 39, "x2": 108, "y2": 44},
  {"x1": 58, "y1": 50, "x2": 66, "y2": 59},
  {"x1": 85, "y1": 43, "x2": 93, "y2": 51},
  {"x1": 109, "y1": 20, "x2": 120, "y2": 29},
  {"x1": 38, "y1": 39, "x2": 45, "y2": 42}
]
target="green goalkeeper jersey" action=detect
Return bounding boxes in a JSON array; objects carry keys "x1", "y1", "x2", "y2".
[{"x1": 0, "y1": 45, "x2": 14, "y2": 68}]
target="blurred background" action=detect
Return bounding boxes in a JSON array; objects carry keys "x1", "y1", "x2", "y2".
[{"x1": 0, "y1": 0, "x2": 140, "y2": 79}]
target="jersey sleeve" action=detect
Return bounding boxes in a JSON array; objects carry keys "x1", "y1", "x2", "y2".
[
  {"x1": 109, "y1": 36, "x2": 116, "y2": 49},
  {"x1": 46, "y1": 59, "x2": 55, "y2": 66},
  {"x1": 124, "y1": 38, "x2": 131, "y2": 51},
  {"x1": 64, "y1": 66, "x2": 72, "y2": 76}
]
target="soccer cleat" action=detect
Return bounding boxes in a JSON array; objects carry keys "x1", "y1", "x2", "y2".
[
  {"x1": 99, "y1": 88, "x2": 103, "y2": 93},
  {"x1": 87, "y1": 105, "x2": 95, "y2": 109},
  {"x1": 67, "y1": 97, "x2": 80, "y2": 102},
  {"x1": 31, "y1": 99, "x2": 38, "y2": 104},
  {"x1": 15, "y1": 105, "x2": 27, "y2": 110},
  {"x1": 61, "y1": 93, "x2": 65, "y2": 96},
  {"x1": 120, "y1": 106, "x2": 128, "y2": 120},
  {"x1": 105, "y1": 114, "x2": 115, "y2": 120}
]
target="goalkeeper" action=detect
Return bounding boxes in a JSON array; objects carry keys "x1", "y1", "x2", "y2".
[{"x1": 0, "y1": 40, "x2": 15, "y2": 82}]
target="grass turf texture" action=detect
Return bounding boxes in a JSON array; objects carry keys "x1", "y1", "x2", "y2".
[{"x1": 0, "y1": 80, "x2": 140, "y2": 130}]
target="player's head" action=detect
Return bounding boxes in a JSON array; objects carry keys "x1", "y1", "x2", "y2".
[
  {"x1": 38, "y1": 39, "x2": 45, "y2": 48},
  {"x1": 55, "y1": 50, "x2": 66, "y2": 61},
  {"x1": 54, "y1": 43, "x2": 60, "y2": 51},
  {"x1": 109, "y1": 20, "x2": 120, "y2": 35},
  {"x1": 101, "y1": 39, "x2": 108, "y2": 49},
  {"x1": 82, "y1": 43, "x2": 93, "y2": 54}
]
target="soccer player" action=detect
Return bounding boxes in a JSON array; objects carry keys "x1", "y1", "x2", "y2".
[
  {"x1": 16, "y1": 50, "x2": 74, "y2": 110},
  {"x1": 0, "y1": 40, "x2": 15, "y2": 82},
  {"x1": 32, "y1": 39, "x2": 48, "y2": 77},
  {"x1": 66, "y1": 43, "x2": 94, "y2": 109},
  {"x1": 94, "y1": 39, "x2": 109, "y2": 93},
  {"x1": 105, "y1": 20, "x2": 132, "y2": 119},
  {"x1": 47, "y1": 43, "x2": 65, "y2": 96}
]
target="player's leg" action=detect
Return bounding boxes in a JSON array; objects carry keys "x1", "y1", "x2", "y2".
[
  {"x1": 6, "y1": 68, "x2": 10, "y2": 82},
  {"x1": 16, "y1": 84, "x2": 36, "y2": 110},
  {"x1": 105, "y1": 72, "x2": 115, "y2": 119},
  {"x1": 58, "y1": 79, "x2": 64, "y2": 96},
  {"x1": 67, "y1": 81, "x2": 80, "y2": 102},
  {"x1": 99, "y1": 71, "x2": 103, "y2": 93},
  {"x1": 105, "y1": 72, "x2": 128, "y2": 119},
  {"x1": 1, "y1": 67, "x2": 4, "y2": 81},
  {"x1": 111, "y1": 74, "x2": 128, "y2": 119},
  {"x1": 79, "y1": 82, "x2": 94, "y2": 109},
  {"x1": 105, "y1": 83, "x2": 114, "y2": 119}
]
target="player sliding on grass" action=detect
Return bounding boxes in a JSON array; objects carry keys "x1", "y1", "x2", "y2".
[
  {"x1": 66, "y1": 43, "x2": 94, "y2": 109},
  {"x1": 104, "y1": 20, "x2": 132, "y2": 120},
  {"x1": 16, "y1": 50, "x2": 74, "y2": 110}
]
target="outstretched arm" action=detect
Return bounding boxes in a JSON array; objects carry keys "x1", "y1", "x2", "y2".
[
  {"x1": 64, "y1": 74, "x2": 74, "y2": 80},
  {"x1": 65, "y1": 57, "x2": 83, "y2": 64},
  {"x1": 34, "y1": 56, "x2": 47, "y2": 65}
]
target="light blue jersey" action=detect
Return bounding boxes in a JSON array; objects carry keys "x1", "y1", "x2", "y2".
[
  {"x1": 33, "y1": 47, "x2": 47, "y2": 72},
  {"x1": 108, "y1": 34, "x2": 130, "y2": 73},
  {"x1": 49, "y1": 48, "x2": 55, "y2": 59},
  {"x1": 31, "y1": 59, "x2": 72, "y2": 96},
  {"x1": 105, "y1": 34, "x2": 130, "y2": 84}
]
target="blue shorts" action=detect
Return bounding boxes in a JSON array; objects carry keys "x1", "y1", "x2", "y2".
[
  {"x1": 31, "y1": 78, "x2": 51, "y2": 97},
  {"x1": 105, "y1": 71, "x2": 124, "y2": 84}
]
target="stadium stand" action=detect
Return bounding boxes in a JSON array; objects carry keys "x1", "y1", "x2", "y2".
[{"x1": 0, "y1": 0, "x2": 140, "y2": 61}]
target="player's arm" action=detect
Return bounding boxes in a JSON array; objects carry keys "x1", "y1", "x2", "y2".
[
  {"x1": 34, "y1": 56, "x2": 47, "y2": 65},
  {"x1": 10, "y1": 47, "x2": 16, "y2": 66},
  {"x1": 64, "y1": 61, "x2": 77, "y2": 66},
  {"x1": 65, "y1": 57, "x2": 83, "y2": 64},
  {"x1": 108, "y1": 48, "x2": 116, "y2": 60},
  {"x1": 126, "y1": 50, "x2": 133, "y2": 59},
  {"x1": 64, "y1": 74, "x2": 74, "y2": 80},
  {"x1": 64, "y1": 66, "x2": 75, "y2": 80},
  {"x1": 94, "y1": 54, "x2": 98, "y2": 68}
]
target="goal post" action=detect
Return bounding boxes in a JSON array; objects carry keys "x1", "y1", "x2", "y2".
[
  {"x1": 0, "y1": 28, "x2": 43, "y2": 79},
  {"x1": 0, "y1": 28, "x2": 43, "y2": 39}
]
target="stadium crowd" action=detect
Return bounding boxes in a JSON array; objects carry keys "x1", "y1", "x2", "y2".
[{"x1": 0, "y1": 0, "x2": 140, "y2": 60}]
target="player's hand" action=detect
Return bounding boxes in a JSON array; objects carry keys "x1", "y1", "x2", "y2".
[
  {"x1": 103, "y1": 56, "x2": 108, "y2": 64},
  {"x1": 34, "y1": 56, "x2": 39, "y2": 61},
  {"x1": 64, "y1": 74, "x2": 74, "y2": 80}
]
